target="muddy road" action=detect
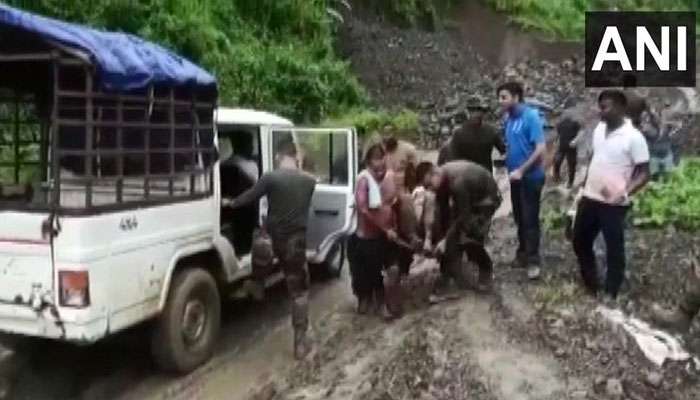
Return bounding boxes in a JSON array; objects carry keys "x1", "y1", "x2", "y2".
[{"x1": 7, "y1": 162, "x2": 700, "y2": 400}]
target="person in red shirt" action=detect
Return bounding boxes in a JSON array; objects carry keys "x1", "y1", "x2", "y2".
[{"x1": 348, "y1": 143, "x2": 399, "y2": 317}]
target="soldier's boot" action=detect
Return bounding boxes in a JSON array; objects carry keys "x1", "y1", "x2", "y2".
[
  {"x1": 291, "y1": 296, "x2": 311, "y2": 360},
  {"x1": 476, "y1": 267, "x2": 494, "y2": 293},
  {"x1": 652, "y1": 264, "x2": 700, "y2": 333}
]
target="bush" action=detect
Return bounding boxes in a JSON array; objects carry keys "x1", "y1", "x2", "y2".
[
  {"x1": 633, "y1": 158, "x2": 700, "y2": 230},
  {"x1": 485, "y1": 0, "x2": 699, "y2": 40}
]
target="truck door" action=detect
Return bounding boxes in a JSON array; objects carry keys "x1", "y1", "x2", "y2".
[{"x1": 270, "y1": 128, "x2": 357, "y2": 256}]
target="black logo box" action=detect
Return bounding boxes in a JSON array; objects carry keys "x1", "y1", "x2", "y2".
[{"x1": 586, "y1": 11, "x2": 696, "y2": 87}]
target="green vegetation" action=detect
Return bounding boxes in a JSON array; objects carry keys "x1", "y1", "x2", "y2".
[
  {"x1": 634, "y1": 158, "x2": 700, "y2": 230},
  {"x1": 542, "y1": 208, "x2": 567, "y2": 232},
  {"x1": 0, "y1": 103, "x2": 42, "y2": 185},
  {"x1": 323, "y1": 109, "x2": 420, "y2": 137},
  {"x1": 486, "y1": 0, "x2": 700, "y2": 41},
  {"x1": 534, "y1": 279, "x2": 582, "y2": 309},
  {"x1": 5, "y1": 0, "x2": 368, "y2": 124}
]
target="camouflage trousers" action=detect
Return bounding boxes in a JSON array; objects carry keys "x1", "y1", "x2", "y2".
[
  {"x1": 270, "y1": 230, "x2": 310, "y2": 334},
  {"x1": 440, "y1": 210, "x2": 494, "y2": 288}
]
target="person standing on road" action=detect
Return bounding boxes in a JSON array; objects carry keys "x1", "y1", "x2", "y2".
[
  {"x1": 223, "y1": 143, "x2": 317, "y2": 360},
  {"x1": 430, "y1": 160, "x2": 502, "y2": 293},
  {"x1": 573, "y1": 90, "x2": 650, "y2": 300},
  {"x1": 497, "y1": 81, "x2": 546, "y2": 280},
  {"x1": 553, "y1": 110, "x2": 582, "y2": 188},
  {"x1": 348, "y1": 143, "x2": 400, "y2": 319}
]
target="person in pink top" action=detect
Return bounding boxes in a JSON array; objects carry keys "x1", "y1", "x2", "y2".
[
  {"x1": 348, "y1": 143, "x2": 399, "y2": 317},
  {"x1": 573, "y1": 90, "x2": 650, "y2": 299}
]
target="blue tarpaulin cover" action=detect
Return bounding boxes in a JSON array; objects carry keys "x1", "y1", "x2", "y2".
[{"x1": 0, "y1": 4, "x2": 217, "y2": 92}]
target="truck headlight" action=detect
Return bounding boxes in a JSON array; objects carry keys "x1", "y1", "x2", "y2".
[{"x1": 59, "y1": 270, "x2": 90, "y2": 308}]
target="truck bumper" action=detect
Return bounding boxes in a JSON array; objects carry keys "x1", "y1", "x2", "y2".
[{"x1": 0, "y1": 303, "x2": 105, "y2": 343}]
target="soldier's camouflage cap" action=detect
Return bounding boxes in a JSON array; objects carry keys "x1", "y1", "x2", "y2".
[{"x1": 466, "y1": 96, "x2": 489, "y2": 110}]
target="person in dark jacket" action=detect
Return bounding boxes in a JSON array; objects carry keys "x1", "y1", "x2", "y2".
[
  {"x1": 553, "y1": 111, "x2": 582, "y2": 188},
  {"x1": 224, "y1": 143, "x2": 316, "y2": 360},
  {"x1": 438, "y1": 100, "x2": 505, "y2": 173}
]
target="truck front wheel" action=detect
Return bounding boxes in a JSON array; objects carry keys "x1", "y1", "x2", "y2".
[{"x1": 151, "y1": 268, "x2": 221, "y2": 374}]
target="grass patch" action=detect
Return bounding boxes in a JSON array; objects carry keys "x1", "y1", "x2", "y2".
[
  {"x1": 633, "y1": 158, "x2": 700, "y2": 231},
  {"x1": 533, "y1": 279, "x2": 582, "y2": 309},
  {"x1": 542, "y1": 208, "x2": 567, "y2": 233}
]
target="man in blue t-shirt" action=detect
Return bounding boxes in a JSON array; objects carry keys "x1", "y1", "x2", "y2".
[{"x1": 497, "y1": 82, "x2": 546, "y2": 280}]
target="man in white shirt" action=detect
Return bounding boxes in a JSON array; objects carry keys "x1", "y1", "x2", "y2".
[{"x1": 573, "y1": 90, "x2": 650, "y2": 299}]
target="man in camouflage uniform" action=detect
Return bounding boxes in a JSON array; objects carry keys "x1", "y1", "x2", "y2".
[
  {"x1": 652, "y1": 256, "x2": 700, "y2": 333},
  {"x1": 430, "y1": 160, "x2": 502, "y2": 292},
  {"x1": 438, "y1": 98, "x2": 505, "y2": 173},
  {"x1": 224, "y1": 143, "x2": 316, "y2": 359}
]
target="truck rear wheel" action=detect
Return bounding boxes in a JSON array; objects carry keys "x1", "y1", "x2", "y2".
[
  {"x1": 321, "y1": 241, "x2": 345, "y2": 280},
  {"x1": 151, "y1": 268, "x2": 221, "y2": 374}
]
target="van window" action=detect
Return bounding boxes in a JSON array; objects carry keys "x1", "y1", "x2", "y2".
[{"x1": 272, "y1": 130, "x2": 349, "y2": 185}]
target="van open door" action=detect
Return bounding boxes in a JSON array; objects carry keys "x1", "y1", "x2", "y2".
[{"x1": 270, "y1": 128, "x2": 357, "y2": 275}]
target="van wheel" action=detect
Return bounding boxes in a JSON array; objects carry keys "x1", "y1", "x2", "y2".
[
  {"x1": 322, "y1": 242, "x2": 345, "y2": 279},
  {"x1": 151, "y1": 268, "x2": 221, "y2": 374}
]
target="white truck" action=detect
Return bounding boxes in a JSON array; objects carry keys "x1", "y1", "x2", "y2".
[{"x1": 0, "y1": 5, "x2": 357, "y2": 373}]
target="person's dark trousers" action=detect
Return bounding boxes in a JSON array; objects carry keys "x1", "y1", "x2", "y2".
[
  {"x1": 348, "y1": 234, "x2": 386, "y2": 301},
  {"x1": 440, "y1": 235, "x2": 468, "y2": 288},
  {"x1": 572, "y1": 197, "x2": 628, "y2": 298},
  {"x1": 553, "y1": 148, "x2": 577, "y2": 187},
  {"x1": 464, "y1": 241, "x2": 493, "y2": 281},
  {"x1": 397, "y1": 246, "x2": 413, "y2": 276},
  {"x1": 510, "y1": 177, "x2": 544, "y2": 266}
]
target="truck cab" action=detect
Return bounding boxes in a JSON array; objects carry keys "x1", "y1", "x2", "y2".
[{"x1": 0, "y1": 5, "x2": 357, "y2": 374}]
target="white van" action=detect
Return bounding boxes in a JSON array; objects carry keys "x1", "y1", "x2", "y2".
[{"x1": 0, "y1": 7, "x2": 357, "y2": 373}]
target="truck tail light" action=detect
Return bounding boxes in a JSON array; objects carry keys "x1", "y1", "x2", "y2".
[{"x1": 59, "y1": 270, "x2": 90, "y2": 308}]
